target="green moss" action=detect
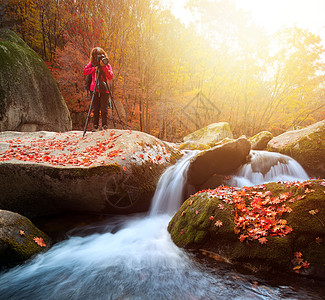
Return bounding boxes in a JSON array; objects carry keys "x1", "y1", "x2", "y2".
[
  {"x1": 179, "y1": 141, "x2": 210, "y2": 150},
  {"x1": 231, "y1": 236, "x2": 292, "y2": 267},
  {"x1": 168, "y1": 193, "x2": 235, "y2": 248},
  {"x1": 268, "y1": 123, "x2": 325, "y2": 176},
  {"x1": 0, "y1": 214, "x2": 50, "y2": 265},
  {"x1": 286, "y1": 181, "x2": 325, "y2": 234},
  {"x1": 168, "y1": 179, "x2": 325, "y2": 274},
  {"x1": 71, "y1": 163, "x2": 121, "y2": 178},
  {"x1": 38, "y1": 163, "x2": 121, "y2": 181}
]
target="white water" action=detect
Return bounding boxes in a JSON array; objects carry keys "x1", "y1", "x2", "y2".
[
  {"x1": 228, "y1": 150, "x2": 309, "y2": 187},
  {"x1": 150, "y1": 150, "x2": 198, "y2": 216},
  {"x1": 0, "y1": 151, "x2": 320, "y2": 299}
]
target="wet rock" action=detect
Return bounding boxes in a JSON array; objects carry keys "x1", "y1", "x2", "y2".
[
  {"x1": 267, "y1": 120, "x2": 325, "y2": 178},
  {"x1": 187, "y1": 136, "x2": 251, "y2": 189},
  {"x1": 168, "y1": 179, "x2": 325, "y2": 280},
  {"x1": 249, "y1": 131, "x2": 273, "y2": 150},
  {"x1": 0, "y1": 210, "x2": 51, "y2": 266},
  {"x1": 180, "y1": 122, "x2": 233, "y2": 150},
  {"x1": 0, "y1": 129, "x2": 182, "y2": 217},
  {"x1": 0, "y1": 29, "x2": 72, "y2": 132}
]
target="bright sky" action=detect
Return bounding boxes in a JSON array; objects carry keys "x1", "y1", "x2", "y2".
[{"x1": 171, "y1": 0, "x2": 325, "y2": 44}]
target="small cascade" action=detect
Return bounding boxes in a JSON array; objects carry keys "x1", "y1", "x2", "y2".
[
  {"x1": 228, "y1": 150, "x2": 309, "y2": 187},
  {"x1": 0, "y1": 149, "x2": 321, "y2": 300},
  {"x1": 150, "y1": 150, "x2": 199, "y2": 216}
]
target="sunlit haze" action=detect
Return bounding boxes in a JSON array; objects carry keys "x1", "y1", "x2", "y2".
[{"x1": 171, "y1": 0, "x2": 325, "y2": 44}]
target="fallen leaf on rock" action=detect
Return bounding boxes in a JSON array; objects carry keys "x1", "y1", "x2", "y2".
[
  {"x1": 33, "y1": 237, "x2": 46, "y2": 247},
  {"x1": 215, "y1": 220, "x2": 223, "y2": 227}
]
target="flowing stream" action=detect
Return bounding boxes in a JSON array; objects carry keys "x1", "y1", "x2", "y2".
[
  {"x1": 228, "y1": 150, "x2": 309, "y2": 187},
  {"x1": 0, "y1": 151, "x2": 323, "y2": 299}
]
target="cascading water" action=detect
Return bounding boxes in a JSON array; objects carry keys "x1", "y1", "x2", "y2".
[
  {"x1": 0, "y1": 151, "x2": 322, "y2": 300},
  {"x1": 228, "y1": 150, "x2": 309, "y2": 187},
  {"x1": 150, "y1": 150, "x2": 199, "y2": 216}
]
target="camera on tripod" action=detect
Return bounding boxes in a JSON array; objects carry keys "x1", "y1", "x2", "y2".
[{"x1": 97, "y1": 54, "x2": 108, "y2": 65}]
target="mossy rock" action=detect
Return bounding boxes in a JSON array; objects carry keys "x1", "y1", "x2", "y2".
[
  {"x1": 249, "y1": 131, "x2": 273, "y2": 150},
  {"x1": 182, "y1": 122, "x2": 233, "y2": 150},
  {"x1": 168, "y1": 179, "x2": 325, "y2": 278},
  {"x1": 267, "y1": 120, "x2": 325, "y2": 178},
  {"x1": 179, "y1": 141, "x2": 210, "y2": 151},
  {"x1": 0, "y1": 210, "x2": 51, "y2": 266},
  {"x1": 0, "y1": 29, "x2": 71, "y2": 131},
  {"x1": 168, "y1": 193, "x2": 236, "y2": 248}
]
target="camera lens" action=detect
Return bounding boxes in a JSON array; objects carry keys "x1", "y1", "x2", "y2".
[{"x1": 101, "y1": 57, "x2": 108, "y2": 65}]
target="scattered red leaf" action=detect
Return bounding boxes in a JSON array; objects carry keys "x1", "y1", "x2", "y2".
[
  {"x1": 215, "y1": 220, "x2": 223, "y2": 227},
  {"x1": 33, "y1": 237, "x2": 46, "y2": 247}
]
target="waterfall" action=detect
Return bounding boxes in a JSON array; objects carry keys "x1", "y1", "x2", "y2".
[
  {"x1": 150, "y1": 150, "x2": 198, "y2": 216},
  {"x1": 228, "y1": 150, "x2": 309, "y2": 187},
  {"x1": 0, "y1": 149, "x2": 319, "y2": 300}
]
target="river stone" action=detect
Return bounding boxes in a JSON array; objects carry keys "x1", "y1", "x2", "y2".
[
  {"x1": 187, "y1": 136, "x2": 251, "y2": 189},
  {"x1": 180, "y1": 122, "x2": 233, "y2": 150},
  {"x1": 0, "y1": 210, "x2": 51, "y2": 266},
  {"x1": 0, "y1": 29, "x2": 72, "y2": 132},
  {"x1": 168, "y1": 179, "x2": 325, "y2": 279},
  {"x1": 249, "y1": 131, "x2": 273, "y2": 150},
  {"x1": 267, "y1": 120, "x2": 325, "y2": 178},
  {"x1": 0, "y1": 129, "x2": 182, "y2": 217}
]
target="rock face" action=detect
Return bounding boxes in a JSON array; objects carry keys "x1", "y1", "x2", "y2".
[
  {"x1": 249, "y1": 131, "x2": 273, "y2": 150},
  {"x1": 187, "y1": 136, "x2": 251, "y2": 189},
  {"x1": 168, "y1": 179, "x2": 325, "y2": 279},
  {"x1": 0, "y1": 129, "x2": 182, "y2": 217},
  {"x1": 267, "y1": 120, "x2": 325, "y2": 178},
  {"x1": 180, "y1": 122, "x2": 233, "y2": 150},
  {"x1": 0, "y1": 210, "x2": 51, "y2": 266},
  {"x1": 0, "y1": 29, "x2": 72, "y2": 132}
]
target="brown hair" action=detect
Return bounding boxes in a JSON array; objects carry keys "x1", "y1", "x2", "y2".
[{"x1": 90, "y1": 47, "x2": 108, "y2": 65}]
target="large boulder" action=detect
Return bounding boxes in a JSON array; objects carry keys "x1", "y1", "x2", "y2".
[
  {"x1": 168, "y1": 179, "x2": 325, "y2": 279},
  {"x1": 0, "y1": 210, "x2": 51, "y2": 266},
  {"x1": 180, "y1": 122, "x2": 233, "y2": 150},
  {"x1": 267, "y1": 120, "x2": 325, "y2": 178},
  {"x1": 249, "y1": 131, "x2": 273, "y2": 150},
  {"x1": 0, "y1": 29, "x2": 72, "y2": 132},
  {"x1": 187, "y1": 136, "x2": 251, "y2": 189},
  {"x1": 0, "y1": 129, "x2": 182, "y2": 217}
]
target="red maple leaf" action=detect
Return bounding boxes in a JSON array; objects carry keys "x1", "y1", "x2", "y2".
[
  {"x1": 258, "y1": 237, "x2": 267, "y2": 244},
  {"x1": 215, "y1": 220, "x2": 223, "y2": 227},
  {"x1": 33, "y1": 237, "x2": 46, "y2": 247},
  {"x1": 302, "y1": 261, "x2": 310, "y2": 269}
]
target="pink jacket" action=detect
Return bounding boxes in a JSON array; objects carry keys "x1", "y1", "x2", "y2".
[{"x1": 83, "y1": 62, "x2": 113, "y2": 92}]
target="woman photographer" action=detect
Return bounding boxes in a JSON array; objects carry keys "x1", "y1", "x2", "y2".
[{"x1": 83, "y1": 47, "x2": 113, "y2": 131}]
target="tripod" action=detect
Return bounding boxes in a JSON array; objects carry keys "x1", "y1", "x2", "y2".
[{"x1": 83, "y1": 66, "x2": 125, "y2": 137}]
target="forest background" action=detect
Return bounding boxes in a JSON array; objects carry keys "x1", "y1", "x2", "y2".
[{"x1": 1, "y1": 0, "x2": 325, "y2": 141}]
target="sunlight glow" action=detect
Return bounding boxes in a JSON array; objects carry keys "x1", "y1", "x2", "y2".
[
  {"x1": 235, "y1": 0, "x2": 325, "y2": 36},
  {"x1": 171, "y1": 0, "x2": 325, "y2": 44}
]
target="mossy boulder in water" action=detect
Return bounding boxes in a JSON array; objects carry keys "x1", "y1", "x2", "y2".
[
  {"x1": 0, "y1": 129, "x2": 182, "y2": 217},
  {"x1": 267, "y1": 120, "x2": 325, "y2": 178},
  {"x1": 180, "y1": 122, "x2": 233, "y2": 150},
  {"x1": 249, "y1": 131, "x2": 273, "y2": 150},
  {"x1": 0, "y1": 29, "x2": 71, "y2": 132},
  {"x1": 0, "y1": 210, "x2": 51, "y2": 266},
  {"x1": 168, "y1": 179, "x2": 325, "y2": 279}
]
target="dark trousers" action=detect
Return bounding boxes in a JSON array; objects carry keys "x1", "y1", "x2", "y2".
[{"x1": 92, "y1": 92, "x2": 108, "y2": 128}]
